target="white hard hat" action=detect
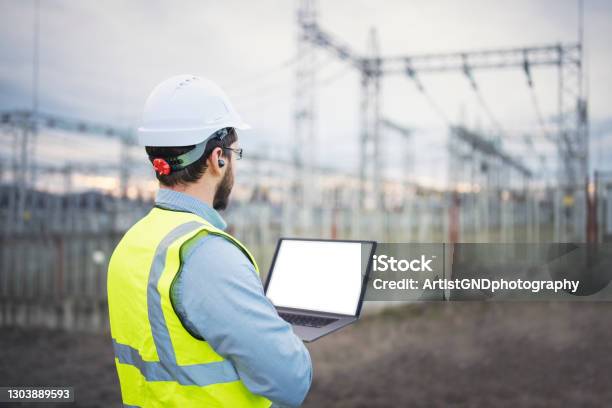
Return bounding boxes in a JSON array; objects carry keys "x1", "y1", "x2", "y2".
[{"x1": 137, "y1": 74, "x2": 250, "y2": 147}]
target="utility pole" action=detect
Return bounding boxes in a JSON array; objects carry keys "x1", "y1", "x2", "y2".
[
  {"x1": 119, "y1": 136, "x2": 134, "y2": 198},
  {"x1": 15, "y1": 0, "x2": 41, "y2": 232},
  {"x1": 30, "y1": 0, "x2": 40, "y2": 188},
  {"x1": 292, "y1": 0, "x2": 318, "y2": 233},
  {"x1": 381, "y1": 118, "x2": 413, "y2": 191},
  {"x1": 360, "y1": 28, "x2": 382, "y2": 209}
]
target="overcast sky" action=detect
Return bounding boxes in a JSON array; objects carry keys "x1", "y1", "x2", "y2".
[{"x1": 1, "y1": 0, "x2": 611, "y2": 189}]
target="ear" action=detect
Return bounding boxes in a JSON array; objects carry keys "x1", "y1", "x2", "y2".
[{"x1": 207, "y1": 147, "x2": 225, "y2": 176}]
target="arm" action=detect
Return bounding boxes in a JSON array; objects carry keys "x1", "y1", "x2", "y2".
[{"x1": 173, "y1": 234, "x2": 312, "y2": 407}]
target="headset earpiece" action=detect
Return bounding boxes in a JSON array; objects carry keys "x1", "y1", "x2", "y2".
[{"x1": 218, "y1": 159, "x2": 225, "y2": 168}]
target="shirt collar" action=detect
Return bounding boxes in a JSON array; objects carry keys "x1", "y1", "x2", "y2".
[{"x1": 155, "y1": 189, "x2": 227, "y2": 230}]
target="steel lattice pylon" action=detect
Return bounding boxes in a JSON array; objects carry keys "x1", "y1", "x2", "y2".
[{"x1": 294, "y1": 1, "x2": 588, "y2": 234}]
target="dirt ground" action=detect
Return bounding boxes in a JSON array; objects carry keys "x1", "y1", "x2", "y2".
[{"x1": 1, "y1": 302, "x2": 611, "y2": 407}]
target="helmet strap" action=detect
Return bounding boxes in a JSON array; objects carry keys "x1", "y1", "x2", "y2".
[{"x1": 148, "y1": 128, "x2": 230, "y2": 174}]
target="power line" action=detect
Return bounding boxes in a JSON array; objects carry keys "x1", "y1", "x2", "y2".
[
  {"x1": 317, "y1": 63, "x2": 353, "y2": 87},
  {"x1": 524, "y1": 66, "x2": 555, "y2": 142},
  {"x1": 403, "y1": 64, "x2": 453, "y2": 126},
  {"x1": 461, "y1": 56, "x2": 505, "y2": 136},
  {"x1": 233, "y1": 62, "x2": 353, "y2": 115},
  {"x1": 420, "y1": 88, "x2": 453, "y2": 126},
  {"x1": 223, "y1": 54, "x2": 302, "y2": 92},
  {"x1": 226, "y1": 52, "x2": 339, "y2": 98},
  {"x1": 472, "y1": 87, "x2": 504, "y2": 136}
]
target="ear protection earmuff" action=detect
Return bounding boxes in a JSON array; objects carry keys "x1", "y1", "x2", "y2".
[{"x1": 218, "y1": 159, "x2": 225, "y2": 168}]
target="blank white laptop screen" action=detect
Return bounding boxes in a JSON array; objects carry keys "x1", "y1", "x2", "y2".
[{"x1": 266, "y1": 240, "x2": 363, "y2": 316}]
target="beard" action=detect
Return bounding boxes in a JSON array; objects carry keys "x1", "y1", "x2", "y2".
[{"x1": 213, "y1": 161, "x2": 234, "y2": 210}]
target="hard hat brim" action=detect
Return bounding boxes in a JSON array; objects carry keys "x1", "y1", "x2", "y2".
[
  {"x1": 138, "y1": 121, "x2": 251, "y2": 147},
  {"x1": 235, "y1": 121, "x2": 251, "y2": 130}
]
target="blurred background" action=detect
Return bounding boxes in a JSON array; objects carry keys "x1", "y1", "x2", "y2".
[{"x1": 1, "y1": 0, "x2": 612, "y2": 406}]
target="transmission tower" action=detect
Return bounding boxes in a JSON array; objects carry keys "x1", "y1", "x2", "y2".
[{"x1": 296, "y1": 3, "x2": 587, "y2": 241}]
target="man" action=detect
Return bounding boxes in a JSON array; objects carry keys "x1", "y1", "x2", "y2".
[{"x1": 107, "y1": 75, "x2": 312, "y2": 407}]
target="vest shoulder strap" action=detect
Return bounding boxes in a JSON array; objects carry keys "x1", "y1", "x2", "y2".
[{"x1": 153, "y1": 206, "x2": 259, "y2": 274}]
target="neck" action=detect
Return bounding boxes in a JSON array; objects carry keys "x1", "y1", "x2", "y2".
[{"x1": 160, "y1": 181, "x2": 215, "y2": 207}]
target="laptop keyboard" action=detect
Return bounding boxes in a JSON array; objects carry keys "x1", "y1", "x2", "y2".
[{"x1": 279, "y1": 313, "x2": 338, "y2": 328}]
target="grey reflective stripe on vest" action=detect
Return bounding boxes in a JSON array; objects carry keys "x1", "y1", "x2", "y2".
[
  {"x1": 112, "y1": 338, "x2": 239, "y2": 386},
  {"x1": 147, "y1": 221, "x2": 201, "y2": 365},
  {"x1": 113, "y1": 221, "x2": 240, "y2": 386}
]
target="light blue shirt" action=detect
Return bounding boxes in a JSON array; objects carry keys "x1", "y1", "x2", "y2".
[{"x1": 155, "y1": 189, "x2": 312, "y2": 407}]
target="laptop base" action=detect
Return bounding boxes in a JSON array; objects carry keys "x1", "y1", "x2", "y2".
[{"x1": 277, "y1": 308, "x2": 357, "y2": 342}]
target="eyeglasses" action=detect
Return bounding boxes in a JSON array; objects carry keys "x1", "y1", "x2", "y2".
[{"x1": 222, "y1": 147, "x2": 243, "y2": 160}]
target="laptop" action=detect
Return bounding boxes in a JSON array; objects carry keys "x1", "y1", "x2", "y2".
[{"x1": 264, "y1": 238, "x2": 377, "y2": 342}]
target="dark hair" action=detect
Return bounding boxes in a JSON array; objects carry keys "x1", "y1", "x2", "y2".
[{"x1": 145, "y1": 128, "x2": 237, "y2": 187}]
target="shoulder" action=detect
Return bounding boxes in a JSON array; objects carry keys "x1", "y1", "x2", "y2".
[
  {"x1": 181, "y1": 231, "x2": 256, "y2": 275},
  {"x1": 183, "y1": 231, "x2": 248, "y2": 259}
]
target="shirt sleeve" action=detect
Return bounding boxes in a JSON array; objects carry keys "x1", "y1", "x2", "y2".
[{"x1": 172, "y1": 234, "x2": 313, "y2": 407}]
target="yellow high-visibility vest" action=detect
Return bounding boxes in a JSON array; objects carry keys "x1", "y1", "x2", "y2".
[{"x1": 107, "y1": 206, "x2": 271, "y2": 408}]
